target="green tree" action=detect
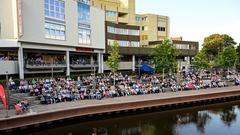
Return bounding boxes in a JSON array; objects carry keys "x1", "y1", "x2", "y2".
[
  {"x1": 237, "y1": 44, "x2": 240, "y2": 62},
  {"x1": 106, "y1": 41, "x2": 120, "y2": 86},
  {"x1": 217, "y1": 46, "x2": 237, "y2": 70},
  {"x1": 235, "y1": 43, "x2": 240, "y2": 70},
  {"x1": 202, "y1": 34, "x2": 236, "y2": 60},
  {"x1": 151, "y1": 39, "x2": 178, "y2": 78},
  {"x1": 192, "y1": 50, "x2": 209, "y2": 70},
  {"x1": 237, "y1": 43, "x2": 240, "y2": 55}
]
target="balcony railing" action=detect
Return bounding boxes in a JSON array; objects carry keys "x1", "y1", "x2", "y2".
[
  {"x1": 71, "y1": 61, "x2": 99, "y2": 68},
  {"x1": 25, "y1": 60, "x2": 66, "y2": 69}
]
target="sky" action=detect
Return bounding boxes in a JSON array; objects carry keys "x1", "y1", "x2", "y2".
[{"x1": 136, "y1": 0, "x2": 240, "y2": 47}]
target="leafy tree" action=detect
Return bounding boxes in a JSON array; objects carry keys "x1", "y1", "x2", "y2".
[
  {"x1": 106, "y1": 41, "x2": 120, "y2": 86},
  {"x1": 235, "y1": 43, "x2": 240, "y2": 70},
  {"x1": 222, "y1": 34, "x2": 236, "y2": 46},
  {"x1": 151, "y1": 39, "x2": 178, "y2": 78},
  {"x1": 237, "y1": 43, "x2": 240, "y2": 55},
  {"x1": 202, "y1": 34, "x2": 236, "y2": 60},
  {"x1": 192, "y1": 50, "x2": 209, "y2": 70},
  {"x1": 217, "y1": 46, "x2": 237, "y2": 70},
  {"x1": 237, "y1": 44, "x2": 240, "y2": 61}
]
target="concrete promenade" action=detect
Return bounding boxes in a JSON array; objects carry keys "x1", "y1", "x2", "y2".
[{"x1": 0, "y1": 86, "x2": 240, "y2": 130}]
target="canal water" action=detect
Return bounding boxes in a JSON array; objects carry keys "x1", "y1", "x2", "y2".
[{"x1": 29, "y1": 101, "x2": 240, "y2": 135}]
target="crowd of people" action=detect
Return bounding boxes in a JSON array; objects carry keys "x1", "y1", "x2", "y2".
[
  {"x1": 26, "y1": 57, "x2": 66, "y2": 66},
  {"x1": 0, "y1": 56, "x2": 9, "y2": 61},
  {"x1": 71, "y1": 58, "x2": 98, "y2": 65},
  {"x1": 7, "y1": 71, "x2": 239, "y2": 106},
  {"x1": 14, "y1": 99, "x2": 29, "y2": 115}
]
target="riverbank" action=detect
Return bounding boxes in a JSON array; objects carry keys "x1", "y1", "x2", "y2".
[{"x1": 0, "y1": 86, "x2": 240, "y2": 131}]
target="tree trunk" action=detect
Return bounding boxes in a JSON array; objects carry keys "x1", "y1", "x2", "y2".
[
  {"x1": 163, "y1": 68, "x2": 165, "y2": 80},
  {"x1": 113, "y1": 72, "x2": 116, "y2": 86},
  {"x1": 228, "y1": 67, "x2": 230, "y2": 75}
]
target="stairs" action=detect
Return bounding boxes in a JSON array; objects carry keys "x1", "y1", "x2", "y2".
[{"x1": 0, "y1": 90, "x2": 40, "y2": 110}]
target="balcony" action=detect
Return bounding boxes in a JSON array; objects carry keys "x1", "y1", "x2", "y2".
[
  {"x1": 104, "y1": 62, "x2": 132, "y2": 70},
  {"x1": 71, "y1": 62, "x2": 99, "y2": 69},
  {"x1": 25, "y1": 60, "x2": 66, "y2": 69},
  {"x1": 0, "y1": 61, "x2": 19, "y2": 75},
  {"x1": 118, "y1": 8, "x2": 128, "y2": 14},
  {"x1": 118, "y1": 17, "x2": 128, "y2": 24}
]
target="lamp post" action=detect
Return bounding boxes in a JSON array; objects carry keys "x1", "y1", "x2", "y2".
[
  {"x1": 93, "y1": 59, "x2": 96, "y2": 92},
  {"x1": 51, "y1": 57, "x2": 54, "y2": 79},
  {"x1": 138, "y1": 59, "x2": 142, "y2": 78},
  {"x1": 5, "y1": 71, "x2": 9, "y2": 118}
]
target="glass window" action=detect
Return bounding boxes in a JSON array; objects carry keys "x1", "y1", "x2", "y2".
[
  {"x1": 55, "y1": 0, "x2": 59, "y2": 7},
  {"x1": 78, "y1": 28, "x2": 91, "y2": 45},
  {"x1": 45, "y1": 22, "x2": 65, "y2": 40},
  {"x1": 106, "y1": 10, "x2": 118, "y2": 17},
  {"x1": 45, "y1": 10, "x2": 49, "y2": 16},
  {"x1": 158, "y1": 18, "x2": 166, "y2": 23},
  {"x1": 135, "y1": 16, "x2": 142, "y2": 22},
  {"x1": 78, "y1": 1, "x2": 90, "y2": 25},
  {"x1": 118, "y1": 40, "x2": 129, "y2": 47},
  {"x1": 142, "y1": 17, "x2": 148, "y2": 22},
  {"x1": 158, "y1": 27, "x2": 166, "y2": 32},
  {"x1": 130, "y1": 41, "x2": 139, "y2": 47},
  {"x1": 44, "y1": 0, "x2": 65, "y2": 20},
  {"x1": 50, "y1": 0, "x2": 54, "y2": 4},
  {"x1": 45, "y1": 28, "x2": 50, "y2": 38},
  {"x1": 44, "y1": 3, "x2": 49, "y2": 9},
  {"x1": 78, "y1": 1, "x2": 91, "y2": 45},
  {"x1": 142, "y1": 26, "x2": 148, "y2": 31},
  {"x1": 129, "y1": 29, "x2": 139, "y2": 36}
]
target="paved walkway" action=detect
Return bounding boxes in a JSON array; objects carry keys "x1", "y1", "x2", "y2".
[{"x1": 0, "y1": 86, "x2": 240, "y2": 120}]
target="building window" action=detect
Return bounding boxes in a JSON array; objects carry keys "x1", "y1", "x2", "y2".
[
  {"x1": 78, "y1": 0, "x2": 91, "y2": 45},
  {"x1": 141, "y1": 35, "x2": 148, "y2": 40},
  {"x1": 107, "y1": 26, "x2": 115, "y2": 33},
  {"x1": 130, "y1": 41, "x2": 140, "y2": 47},
  {"x1": 117, "y1": 28, "x2": 128, "y2": 35},
  {"x1": 108, "y1": 40, "x2": 139, "y2": 47},
  {"x1": 158, "y1": 18, "x2": 166, "y2": 23},
  {"x1": 141, "y1": 26, "x2": 148, "y2": 31},
  {"x1": 142, "y1": 17, "x2": 148, "y2": 22},
  {"x1": 175, "y1": 44, "x2": 190, "y2": 49},
  {"x1": 78, "y1": 28, "x2": 91, "y2": 44},
  {"x1": 158, "y1": 27, "x2": 166, "y2": 32},
  {"x1": 128, "y1": 29, "x2": 139, "y2": 36},
  {"x1": 107, "y1": 26, "x2": 139, "y2": 36},
  {"x1": 135, "y1": 16, "x2": 142, "y2": 22},
  {"x1": 44, "y1": 0, "x2": 65, "y2": 20},
  {"x1": 158, "y1": 36, "x2": 166, "y2": 41},
  {"x1": 78, "y1": 0, "x2": 90, "y2": 25},
  {"x1": 106, "y1": 10, "x2": 118, "y2": 17},
  {"x1": 45, "y1": 22, "x2": 65, "y2": 40},
  {"x1": 119, "y1": 40, "x2": 129, "y2": 47},
  {"x1": 107, "y1": 39, "x2": 114, "y2": 46},
  {"x1": 78, "y1": 0, "x2": 90, "y2": 4}
]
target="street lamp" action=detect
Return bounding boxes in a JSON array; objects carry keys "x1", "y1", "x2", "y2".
[
  {"x1": 51, "y1": 57, "x2": 54, "y2": 79},
  {"x1": 5, "y1": 71, "x2": 9, "y2": 118},
  {"x1": 138, "y1": 59, "x2": 142, "y2": 78}
]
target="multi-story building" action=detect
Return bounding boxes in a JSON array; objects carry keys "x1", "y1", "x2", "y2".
[
  {"x1": 136, "y1": 14, "x2": 170, "y2": 46},
  {"x1": 91, "y1": 0, "x2": 196, "y2": 72},
  {"x1": 91, "y1": 0, "x2": 136, "y2": 25},
  {"x1": 149, "y1": 40, "x2": 199, "y2": 70},
  {"x1": 92, "y1": 0, "x2": 170, "y2": 47},
  {"x1": 0, "y1": 0, "x2": 198, "y2": 78},
  {"x1": 0, "y1": 0, "x2": 105, "y2": 79}
]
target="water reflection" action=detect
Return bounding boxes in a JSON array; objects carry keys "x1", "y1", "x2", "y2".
[
  {"x1": 28, "y1": 101, "x2": 240, "y2": 135},
  {"x1": 176, "y1": 111, "x2": 211, "y2": 134},
  {"x1": 220, "y1": 106, "x2": 237, "y2": 127}
]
